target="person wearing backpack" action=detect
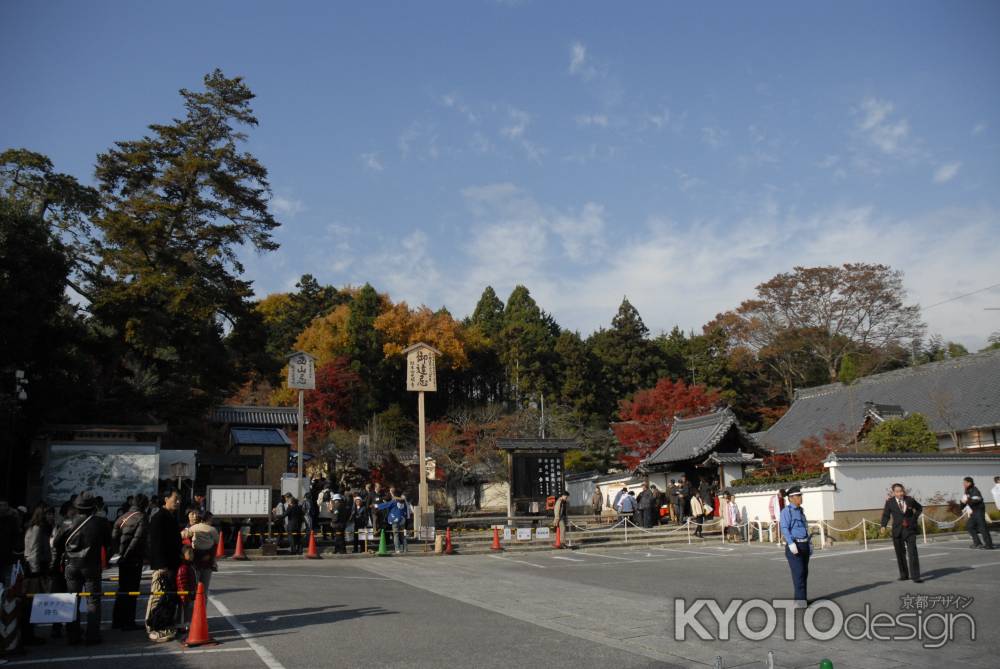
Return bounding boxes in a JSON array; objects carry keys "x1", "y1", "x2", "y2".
[
  {"x1": 50, "y1": 491, "x2": 112, "y2": 645},
  {"x1": 111, "y1": 494, "x2": 148, "y2": 631}
]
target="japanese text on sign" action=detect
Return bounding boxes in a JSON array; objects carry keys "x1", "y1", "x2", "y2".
[
  {"x1": 406, "y1": 348, "x2": 437, "y2": 392},
  {"x1": 287, "y1": 353, "x2": 315, "y2": 390},
  {"x1": 30, "y1": 594, "x2": 77, "y2": 623}
]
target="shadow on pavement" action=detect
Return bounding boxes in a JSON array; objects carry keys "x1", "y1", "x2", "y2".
[
  {"x1": 237, "y1": 604, "x2": 395, "y2": 633},
  {"x1": 920, "y1": 566, "x2": 974, "y2": 581},
  {"x1": 821, "y1": 579, "x2": 892, "y2": 600}
]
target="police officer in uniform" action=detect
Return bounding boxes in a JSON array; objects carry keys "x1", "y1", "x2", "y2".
[
  {"x1": 778, "y1": 486, "x2": 811, "y2": 607},
  {"x1": 52, "y1": 491, "x2": 112, "y2": 645},
  {"x1": 879, "y1": 483, "x2": 923, "y2": 582}
]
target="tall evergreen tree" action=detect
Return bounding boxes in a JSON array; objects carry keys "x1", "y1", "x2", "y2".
[
  {"x1": 589, "y1": 297, "x2": 663, "y2": 406},
  {"x1": 470, "y1": 286, "x2": 505, "y2": 339},
  {"x1": 499, "y1": 285, "x2": 556, "y2": 401},
  {"x1": 86, "y1": 69, "x2": 280, "y2": 438}
]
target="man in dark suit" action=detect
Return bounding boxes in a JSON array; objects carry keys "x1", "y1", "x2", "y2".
[
  {"x1": 963, "y1": 476, "x2": 995, "y2": 549},
  {"x1": 879, "y1": 483, "x2": 923, "y2": 583}
]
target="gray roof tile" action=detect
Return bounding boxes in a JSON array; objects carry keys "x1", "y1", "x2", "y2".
[
  {"x1": 642, "y1": 408, "x2": 765, "y2": 466},
  {"x1": 759, "y1": 349, "x2": 1000, "y2": 453}
]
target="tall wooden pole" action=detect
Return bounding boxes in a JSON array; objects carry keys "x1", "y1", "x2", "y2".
[
  {"x1": 418, "y1": 390, "x2": 427, "y2": 511},
  {"x1": 297, "y1": 389, "x2": 305, "y2": 501}
]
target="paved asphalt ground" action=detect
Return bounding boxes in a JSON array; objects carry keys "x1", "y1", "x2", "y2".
[{"x1": 6, "y1": 536, "x2": 998, "y2": 669}]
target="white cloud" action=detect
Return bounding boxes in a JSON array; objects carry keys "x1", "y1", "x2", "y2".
[
  {"x1": 569, "y1": 42, "x2": 587, "y2": 76},
  {"x1": 701, "y1": 126, "x2": 727, "y2": 149},
  {"x1": 361, "y1": 152, "x2": 384, "y2": 172},
  {"x1": 397, "y1": 122, "x2": 440, "y2": 160},
  {"x1": 647, "y1": 109, "x2": 671, "y2": 129},
  {"x1": 441, "y1": 92, "x2": 479, "y2": 124},
  {"x1": 972, "y1": 122, "x2": 987, "y2": 136},
  {"x1": 575, "y1": 114, "x2": 608, "y2": 128},
  {"x1": 501, "y1": 107, "x2": 530, "y2": 139},
  {"x1": 856, "y1": 97, "x2": 910, "y2": 155},
  {"x1": 675, "y1": 169, "x2": 703, "y2": 192},
  {"x1": 933, "y1": 162, "x2": 961, "y2": 184},
  {"x1": 499, "y1": 107, "x2": 546, "y2": 162},
  {"x1": 270, "y1": 195, "x2": 305, "y2": 217}
]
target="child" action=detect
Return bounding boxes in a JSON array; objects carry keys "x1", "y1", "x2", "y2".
[{"x1": 176, "y1": 545, "x2": 198, "y2": 633}]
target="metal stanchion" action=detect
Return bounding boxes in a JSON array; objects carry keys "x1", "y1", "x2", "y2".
[
  {"x1": 921, "y1": 514, "x2": 927, "y2": 545},
  {"x1": 686, "y1": 518, "x2": 691, "y2": 544}
]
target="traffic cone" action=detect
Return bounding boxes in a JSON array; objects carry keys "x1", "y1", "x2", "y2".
[
  {"x1": 490, "y1": 526, "x2": 503, "y2": 551},
  {"x1": 376, "y1": 529, "x2": 391, "y2": 556},
  {"x1": 305, "y1": 530, "x2": 320, "y2": 559},
  {"x1": 184, "y1": 582, "x2": 218, "y2": 647},
  {"x1": 444, "y1": 527, "x2": 454, "y2": 555},
  {"x1": 101, "y1": 545, "x2": 109, "y2": 571},
  {"x1": 232, "y1": 531, "x2": 248, "y2": 561},
  {"x1": 552, "y1": 525, "x2": 563, "y2": 549},
  {"x1": 215, "y1": 532, "x2": 226, "y2": 559}
]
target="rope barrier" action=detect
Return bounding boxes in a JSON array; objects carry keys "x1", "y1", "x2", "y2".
[{"x1": 23, "y1": 591, "x2": 191, "y2": 598}]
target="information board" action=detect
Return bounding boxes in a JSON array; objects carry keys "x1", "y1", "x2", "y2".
[
  {"x1": 535, "y1": 527, "x2": 551, "y2": 540},
  {"x1": 207, "y1": 486, "x2": 272, "y2": 518},
  {"x1": 516, "y1": 527, "x2": 532, "y2": 541}
]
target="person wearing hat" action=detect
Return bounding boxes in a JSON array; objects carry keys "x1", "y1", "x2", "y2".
[
  {"x1": 778, "y1": 486, "x2": 811, "y2": 607},
  {"x1": 50, "y1": 491, "x2": 112, "y2": 645},
  {"x1": 879, "y1": 483, "x2": 923, "y2": 582},
  {"x1": 349, "y1": 495, "x2": 371, "y2": 553},
  {"x1": 330, "y1": 493, "x2": 350, "y2": 554}
]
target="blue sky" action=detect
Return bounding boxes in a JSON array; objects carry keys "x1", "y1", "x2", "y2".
[{"x1": 3, "y1": 1, "x2": 999, "y2": 349}]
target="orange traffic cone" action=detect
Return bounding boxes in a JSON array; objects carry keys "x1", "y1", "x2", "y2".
[
  {"x1": 232, "y1": 531, "x2": 248, "y2": 561},
  {"x1": 444, "y1": 527, "x2": 454, "y2": 555},
  {"x1": 184, "y1": 582, "x2": 218, "y2": 647},
  {"x1": 490, "y1": 526, "x2": 503, "y2": 552},
  {"x1": 215, "y1": 532, "x2": 226, "y2": 559},
  {"x1": 101, "y1": 545, "x2": 109, "y2": 571},
  {"x1": 552, "y1": 525, "x2": 563, "y2": 549},
  {"x1": 305, "y1": 530, "x2": 320, "y2": 559}
]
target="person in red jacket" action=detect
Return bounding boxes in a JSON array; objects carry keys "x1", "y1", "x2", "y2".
[{"x1": 175, "y1": 545, "x2": 197, "y2": 633}]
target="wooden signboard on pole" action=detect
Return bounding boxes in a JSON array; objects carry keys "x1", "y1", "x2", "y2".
[
  {"x1": 403, "y1": 343, "x2": 442, "y2": 533},
  {"x1": 287, "y1": 351, "x2": 316, "y2": 501}
]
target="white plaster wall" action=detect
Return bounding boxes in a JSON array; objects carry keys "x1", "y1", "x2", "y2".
[
  {"x1": 731, "y1": 486, "x2": 835, "y2": 525},
  {"x1": 825, "y1": 460, "x2": 1000, "y2": 511}
]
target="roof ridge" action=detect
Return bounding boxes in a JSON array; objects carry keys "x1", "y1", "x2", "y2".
[{"x1": 794, "y1": 347, "x2": 1000, "y2": 400}]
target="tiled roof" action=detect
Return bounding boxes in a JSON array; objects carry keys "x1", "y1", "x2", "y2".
[
  {"x1": 231, "y1": 427, "x2": 291, "y2": 446},
  {"x1": 759, "y1": 348, "x2": 1000, "y2": 453},
  {"x1": 642, "y1": 408, "x2": 765, "y2": 466},
  {"x1": 727, "y1": 475, "x2": 832, "y2": 495},
  {"x1": 702, "y1": 451, "x2": 763, "y2": 465},
  {"x1": 825, "y1": 452, "x2": 1000, "y2": 464},
  {"x1": 495, "y1": 438, "x2": 579, "y2": 451},
  {"x1": 212, "y1": 406, "x2": 300, "y2": 426}
]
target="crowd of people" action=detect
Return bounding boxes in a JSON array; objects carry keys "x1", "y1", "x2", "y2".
[
  {"x1": 0, "y1": 487, "x2": 220, "y2": 649},
  {"x1": 272, "y1": 479, "x2": 414, "y2": 556},
  {"x1": 601, "y1": 476, "x2": 738, "y2": 540}
]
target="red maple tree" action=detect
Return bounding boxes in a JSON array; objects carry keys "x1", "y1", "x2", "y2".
[
  {"x1": 612, "y1": 377, "x2": 721, "y2": 469},
  {"x1": 302, "y1": 356, "x2": 363, "y2": 443}
]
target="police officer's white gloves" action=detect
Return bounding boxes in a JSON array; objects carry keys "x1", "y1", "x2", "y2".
[{"x1": 788, "y1": 542, "x2": 799, "y2": 555}]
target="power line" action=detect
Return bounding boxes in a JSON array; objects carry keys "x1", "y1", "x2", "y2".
[{"x1": 923, "y1": 282, "x2": 1000, "y2": 311}]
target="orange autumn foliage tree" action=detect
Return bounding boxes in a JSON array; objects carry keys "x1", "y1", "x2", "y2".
[
  {"x1": 374, "y1": 302, "x2": 469, "y2": 369},
  {"x1": 612, "y1": 378, "x2": 721, "y2": 469}
]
